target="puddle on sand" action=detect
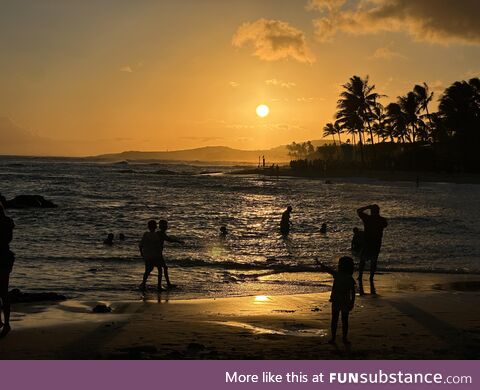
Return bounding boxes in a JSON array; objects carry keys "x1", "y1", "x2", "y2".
[{"x1": 209, "y1": 320, "x2": 328, "y2": 337}]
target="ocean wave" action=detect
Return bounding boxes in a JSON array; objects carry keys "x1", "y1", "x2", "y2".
[{"x1": 18, "y1": 255, "x2": 480, "y2": 274}]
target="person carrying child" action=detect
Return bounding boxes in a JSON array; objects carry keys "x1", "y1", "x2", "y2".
[{"x1": 316, "y1": 257, "x2": 356, "y2": 345}]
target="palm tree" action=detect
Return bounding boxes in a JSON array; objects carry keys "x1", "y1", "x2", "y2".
[
  {"x1": 323, "y1": 123, "x2": 337, "y2": 145},
  {"x1": 336, "y1": 75, "x2": 382, "y2": 164},
  {"x1": 384, "y1": 103, "x2": 408, "y2": 143},
  {"x1": 439, "y1": 78, "x2": 480, "y2": 144},
  {"x1": 398, "y1": 91, "x2": 422, "y2": 142},
  {"x1": 414, "y1": 83, "x2": 434, "y2": 141}
]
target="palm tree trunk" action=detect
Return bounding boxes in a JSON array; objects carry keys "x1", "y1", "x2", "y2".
[{"x1": 357, "y1": 128, "x2": 365, "y2": 166}]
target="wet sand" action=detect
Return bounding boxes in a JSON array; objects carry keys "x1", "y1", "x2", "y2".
[{"x1": 1, "y1": 272, "x2": 480, "y2": 359}]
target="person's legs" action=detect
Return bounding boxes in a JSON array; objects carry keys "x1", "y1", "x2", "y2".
[
  {"x1": 329, "y1": 306, "x2": 340, "y2": 343},
  {"x1": 0, "y1": 273, "x2": 11, "y2": 337},
  {"x1": 358, "y1": 256, "x2": 366, "y2": 295},
  {"x1": 157, "y1": 265, "x2": 164, "y2": 291},
  {"x1": 341, "y1": 310, "x2": 350, "y2": 344},
  {"x1": 163, "y1": 266, "x2": 174, "y2": 287},
  {"x1": 370, "y1": 254, "x2": 379, "y2": 294},
  {"x1": 140, "y1": 262, "x2": 154, "y2": 289}
]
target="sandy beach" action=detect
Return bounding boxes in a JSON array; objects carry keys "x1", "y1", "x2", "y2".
[{"x1": 1, "y1": 272, "x2": 479, "y2": 359}]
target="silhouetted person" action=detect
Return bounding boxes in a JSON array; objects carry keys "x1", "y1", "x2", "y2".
[
  {"x1": 320, "y1": 223, "x2": 327, "y2": 234},
  {"x1": 351, "y1": 227, "x2": 365, "y2": 256},
  {"x1": 280, "y1": 206, "x2": 292, "y2": 236},
  {"x1": 103, "y1": 233, "x2": 114, "y2": 246},
  {"x1": 0, "y1": 204, "x2": 15, "y2": 338},
  {"x1": 139, "y1": 220, "x2": 162, "y2": 291},
  {"x1": 219, "y1": 226, "x2": 228, "y2": 238},
  {"x1": 156, "y1": 220, "x2": 184, "y2": 290},
  {"x1": 262, "y1": 155, "x2": 265, "y2": 168},
  {"x1": 357, "y1": 204, "x2": 387, "y2": 295},
  {"x1": 317, "y1": 257, "x2": 355, "y2": 345},
  {"x1": 118, "y1": 233, "x2": 126, "y2": 241}
]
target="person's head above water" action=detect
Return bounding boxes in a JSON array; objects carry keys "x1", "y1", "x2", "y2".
[
  {"x1": 147, "y1": 220, "x2": 157, "y2": 232},
  {"x1": 220, "y1": 226, "x2": 228, "y2": 235},
  {"x1": 371, "y1": 204, "x2": 380, "y2": 216},
  {"x1": 158, "y1": 219, "x2": 168, "y2": 231},
  {"x1": 107, "y1": 233, "x2": 114, "y2": 240},
  {"x1": 338, "y1": 256, "x2": 354, "y2": 275},
  {"x1": 353, "y1": 227, "x2": 359, "y2": 234}
]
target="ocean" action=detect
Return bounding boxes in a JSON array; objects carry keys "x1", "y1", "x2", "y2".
[{"x1": 1, "y1": 156, "x2": 479, "y2": 301}]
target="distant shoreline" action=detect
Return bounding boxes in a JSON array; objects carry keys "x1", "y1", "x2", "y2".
[{"x1": 229, "y1": 167, "x2": 480, "y2": 185}]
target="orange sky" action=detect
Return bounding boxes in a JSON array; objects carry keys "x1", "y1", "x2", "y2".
[{"x1": 0, "y1": 0, "x2": 479, "y2": 156}]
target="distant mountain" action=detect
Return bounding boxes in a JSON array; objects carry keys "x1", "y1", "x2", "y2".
[{"x1": 90, "y1": 140, "x2": 329, "y2": 163}]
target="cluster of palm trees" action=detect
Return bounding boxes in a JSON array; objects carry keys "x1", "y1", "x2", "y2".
[{"x1": 322, "y1": 75, "x2": 480, "y2": 167}]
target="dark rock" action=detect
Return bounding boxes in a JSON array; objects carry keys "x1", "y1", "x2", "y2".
[
  {"x1": 9, "y1": 288, "x2": 67, "y2": 303},
  {"x1": 6, "y1": 195, "x2": 57, "y2": 209},
  {"x1": 92, "y1": 304, "x2": 112, "y2": 313}
]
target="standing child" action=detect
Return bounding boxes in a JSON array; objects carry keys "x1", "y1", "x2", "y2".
[{"x1": 316, "y1": 257, "x2": 356, "y2": 345}]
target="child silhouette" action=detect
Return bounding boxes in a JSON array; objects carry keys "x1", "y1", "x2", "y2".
[{"x1": 316, "y1": 257, "x2": 356, "y2": 345}]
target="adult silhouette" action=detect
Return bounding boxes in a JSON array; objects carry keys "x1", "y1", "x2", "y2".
[
  {"x1": 0, "y1": 204, "x2": 15, "y2": 337},
  {"x1": 356, "y1": 204, "x2": 387, "y2": 295}
]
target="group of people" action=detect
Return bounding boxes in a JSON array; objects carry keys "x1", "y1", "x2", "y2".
[
  {"x1": 280, "y1": 203, "x2": 388, "y2": 344},
  {"x1": 0, "y1": 201, "x2": 387, "y2": 344}
]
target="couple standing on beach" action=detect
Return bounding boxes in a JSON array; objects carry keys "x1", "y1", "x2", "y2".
[{"x1": 138, "y1": 219, "x2": 184, "y2": 292}]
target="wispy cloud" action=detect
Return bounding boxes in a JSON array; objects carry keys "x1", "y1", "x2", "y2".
[
  {"x1": 120, "y1": 65, "x2": 133, "y2": 73},
  {"x1": 232, "y1": 18, "x2": 315, "y2": 63},
  {"x1": 229, "y1": 81, "x2": 240, "y2": 88},
  {"x1": 370, "y1": 44, "x2": 407, "y2": 60},
  {"x1": 265, "y1": 79, "x2": 297, "y2": 88}
]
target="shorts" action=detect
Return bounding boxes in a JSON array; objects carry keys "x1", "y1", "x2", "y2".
[
  {"x1": 361, "y1": 241, "x2": 381, "y2": 261},
  {"x1": 145, "y1": 257, "x2": 167, "y2": 268}
]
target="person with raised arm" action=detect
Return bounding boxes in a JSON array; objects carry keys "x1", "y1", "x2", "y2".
[{"x1": 356, "y1": 204, "x2": 387, "y2": 295}]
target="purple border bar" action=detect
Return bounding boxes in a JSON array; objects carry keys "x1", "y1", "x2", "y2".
[{"x1": 2, "y1": 360, "x2": 477, "y2": 389}]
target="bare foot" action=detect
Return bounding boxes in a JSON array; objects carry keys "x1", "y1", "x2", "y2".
[{"x1": 0, "y1": 324, "x2": 11, "y2": 338}]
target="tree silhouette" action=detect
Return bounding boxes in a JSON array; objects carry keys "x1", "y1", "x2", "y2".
[{"x1": 336, "y1": 76, "x2": 382, "y2": 164}]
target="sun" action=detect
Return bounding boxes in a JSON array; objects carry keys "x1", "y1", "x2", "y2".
[{"x1": 256, "y1": 104, "x2": 270, "y2": 118}]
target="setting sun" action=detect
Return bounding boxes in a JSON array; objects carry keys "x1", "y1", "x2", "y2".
[{"x1": 256, "y1": 104, "x2": 270, "y2": 118}]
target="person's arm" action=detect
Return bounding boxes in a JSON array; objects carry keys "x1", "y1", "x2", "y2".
[
  {"x1": 357, "y1": 205, "x2": 372, "y2": 217},
  {"x1": 138, "y1": 234, "x2": 145, "y2": 256},
  {"x1": 349, "y1": 279, "x2": 356, "y2": 311},
  {"x1": 314, "y1": 258, "x2": 336, "y2": 275},
  {"x1": 164, "y1": 234, "x2": 184, "y2": 244}
]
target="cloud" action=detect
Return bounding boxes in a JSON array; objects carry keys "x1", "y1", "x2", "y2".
[
  {"x1": 229, "y1": 81, "x2": 240, "y2": 87},
  {"x1": 232, "y1": 18, "x2": 315, "y2": 63},
  {"x1": 120, "y1": 65, "x2": 133, "y2": 73},
  {"x1": 370, "y1": 44, "x2": 407, "y2": 60},
  {"x1": 265, "y1": 79, "x2": 297, "y2": 88},
  {"x1": 310, "y1": 0, "x2": 480, "y2": 45}
]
